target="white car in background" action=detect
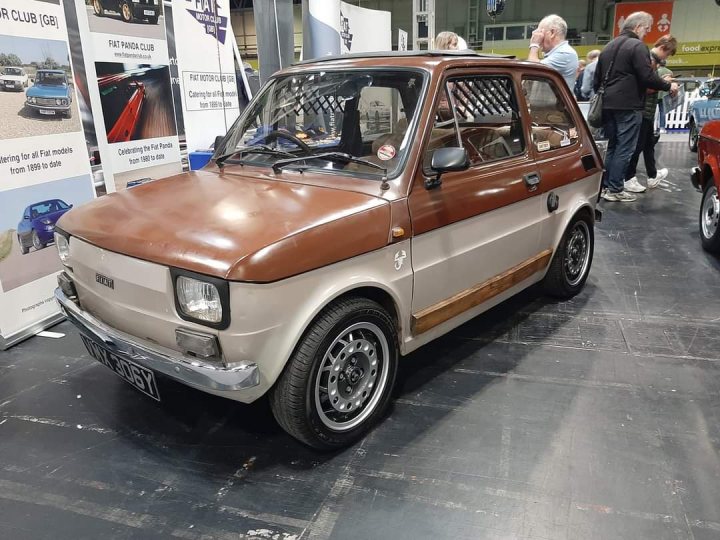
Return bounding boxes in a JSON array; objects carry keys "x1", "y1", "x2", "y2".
[{"x1": 1, "y1": 66, "x2": 28, "y2": 91}]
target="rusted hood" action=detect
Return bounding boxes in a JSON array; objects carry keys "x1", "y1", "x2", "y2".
[{"x1": 58, "y1": 170, "x2": 391, "y2": 282}]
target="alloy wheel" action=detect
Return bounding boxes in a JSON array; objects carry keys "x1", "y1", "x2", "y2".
[
  {"x1": 563, "y1": 220, "x2": 590, "y2": 287},
  {"x1": 702, "y1": 185, "x2": 720, "y2": 240}
]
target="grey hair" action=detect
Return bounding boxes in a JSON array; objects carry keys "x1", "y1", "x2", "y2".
[
  {"x1": 434, "y1": 31, "x2": 459, "y2": 50},
  {"x1": 587, "y1": 49, "x2": 601, "y2": 61},
  {"x1": 539, "y1": 14, "x2": 567, "y2": 38},
  {"x1": 622, "y1": 11, "x2": 653, "y2": 32}
]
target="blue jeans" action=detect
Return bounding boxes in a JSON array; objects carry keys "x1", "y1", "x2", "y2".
[{"x1": 602, "y1": 110, "x2": 642, "y2": 193}]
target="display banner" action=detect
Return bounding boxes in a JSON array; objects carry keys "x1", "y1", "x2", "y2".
[
  {"x1": 172, "y1": 0, "x2": 240, "y2": 154},
  {"x1": 339, "y1": 2, "x2": 391, "y2": 54},
  {"x1": 0, "y1": 0, "x2": 95, "y2": 349},
  {"x1": 398, "y1": 29, "x2": 408, "y2": 51},
  {"x1": 74, "y1": 0, "x2": 183, "y2": 192},
  {"x1": 302, "y1": 0, "x2": 342, "y2": 60},
  {"x1": 613, "y1": 2, "x2": 674, "y2": 44}
]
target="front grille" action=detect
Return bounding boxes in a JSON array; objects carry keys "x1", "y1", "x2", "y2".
[{"x1": 37, "y1": 97, "x2": 60, "y2": 106}]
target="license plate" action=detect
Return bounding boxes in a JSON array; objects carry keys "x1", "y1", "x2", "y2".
[
  {"x1": 39, "y1": 109, "x2": 56, "y2": 115},
  {"x1": 80, "y1": 334, "x2": 160, "y2": 401},
  {"x1": 5, "y1": 83, "x2": 14, "y2": 87},
  {"x1": 144, "y1": 9, "x2": 155, "y2": 15}
]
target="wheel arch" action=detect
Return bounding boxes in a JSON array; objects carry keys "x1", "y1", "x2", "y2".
[{"x1": 701, "y1": 153, "x2": 719, "y2": 191}]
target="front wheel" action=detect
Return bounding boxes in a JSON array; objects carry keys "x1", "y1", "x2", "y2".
[
  {"x1": 18, "y1": 236, "x2": 29, "y2": 255},
  {"x1": 700, "y1": 181, "x2": 720, "y2": 253},
  {"x1": 543, "y1": 212, "x2": 594, "y2": 299},
  {"x1": 270, "y1": 297, "x2": 398, "y2": 449},
  {"x1": 689, "y1": 120, "x2": 699, "y2": 152},
  {"x1": 93, "y1": 0, "x2": 104, "y2": 16},
  {"x1": 32, "y1": 230, "x2": 46, "y2": 251}
]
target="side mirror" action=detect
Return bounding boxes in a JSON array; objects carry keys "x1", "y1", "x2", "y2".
[
  {"x1": 426, "y1": 147, "x2": 469, "y2": 189},
  {"x1": 23, "y1": 214, "x2": 30, "y2": 220},
  {"x1": 69, "y1": 204, "x2": 74, "y2": 209}
]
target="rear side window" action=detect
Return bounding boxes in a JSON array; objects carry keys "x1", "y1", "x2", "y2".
[
  {"x1": 425, "y1": 74, "x2": 525, "y2": 168},
  {"x1": 522, "y1": 77, "x2": 578, "y2": 152}
]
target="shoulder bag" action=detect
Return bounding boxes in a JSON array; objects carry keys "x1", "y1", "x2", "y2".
[{"x1": 587, "y1": 37, "x2": 630, "y2": 128}]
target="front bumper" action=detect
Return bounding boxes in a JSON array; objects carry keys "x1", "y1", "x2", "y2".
[
  {"x1": 2, "y1": 81, "x2": 23, "y2": 90},
  {"x1": 691, "y1": 166, "x2": 702, "y2": 190},
  {"x1": 26, "y1": 102, "x2": 71, "y2": 114},
  {"x1": 132, "y1": 4, "x2": 160, "y2": 18},
  {"x1": 55, "y1": 286, "x2": 260, "y2": 394}
]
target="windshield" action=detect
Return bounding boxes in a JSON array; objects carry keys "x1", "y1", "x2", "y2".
[
  {"x1": 37, "y1": 72, "x2": 66, "y2": 86},
  {"x1": 29, "y1": 200, "x2": 69, "y2": 218},
  {"x1": 219, "y1": 69, "x2": 426, "y2": 178},
  {"x1": 3, "y1": 68, "x2": 22, "y2": 76}
]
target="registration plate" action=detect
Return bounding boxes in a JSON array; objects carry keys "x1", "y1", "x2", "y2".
[
  {"x1": 144, "y1": 9, "x2": 155, "y2": 15},
  {"x1": 39, "y1": 109, "x2": 56, "y2": 115},
  {"x1": 80, "y1": 334, "x2": 160, "y2": 401}
]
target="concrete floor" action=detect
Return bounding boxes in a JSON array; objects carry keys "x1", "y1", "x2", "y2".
[{"x1": 1, "y1": 141, "x2": 719, "y2": 539}]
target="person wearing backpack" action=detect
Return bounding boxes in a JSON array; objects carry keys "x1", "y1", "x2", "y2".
[{"x1": 593, "y1": 11, "x2": 678, "y2": 202}]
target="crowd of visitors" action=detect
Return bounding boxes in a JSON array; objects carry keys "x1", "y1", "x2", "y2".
[{"x1": 433, "y1": 9, "x2": 681, "y2": 204}]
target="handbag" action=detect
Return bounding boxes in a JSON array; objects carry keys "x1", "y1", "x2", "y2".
[{"x1": 587, "y1": 37, "x2": 630, "y2": 128}]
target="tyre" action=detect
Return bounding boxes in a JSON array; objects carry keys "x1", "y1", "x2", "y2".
[
  {"x1": 700, "y1": 180, "x2": 720, "y2": 253},
  {"x1": 121, "y1": 2, "x2": 133, "y2": 22},
  {"x1": 93, "y1": 0, "x2": 104, "y2": 16},
  {"x1": 270, "y1": 297, "x2": 398, "y2": 449},
  {"x1": 18, "y1": 236, "x2": 29, "y2": 255},
  {"x1": 32, "y1": 230, "x2": 46, "y2": 251},
  {"x1": 689, "y1": 120, "x2": 699, "y2": 152},
  {"x1": 543, "y1": 212, "x2": 594, "y2": 299},
  {"x1": 148, "y1": 15, "x2": 159, "y2": 24}
]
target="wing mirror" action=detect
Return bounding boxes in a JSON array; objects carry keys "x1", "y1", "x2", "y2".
[{"x1": 426, "y1": 147, "x2": 469, "y2": 189}]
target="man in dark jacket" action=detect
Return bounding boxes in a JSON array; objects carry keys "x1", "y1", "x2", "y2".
[{"x1": 593, "y1": 11, "x2": 678, "y2": 202}]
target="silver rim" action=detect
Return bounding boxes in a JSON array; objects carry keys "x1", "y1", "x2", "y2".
[
  {"x1": 690, "y1": 124, "x2": 698, "y2": 148},
  {"x1": 122, "y1": 3, "x2": 131, "y2": 20},
  {"x1": 702, "y1": 185, "x2": 719, "y2": 240},
  {"x1": 563, "y1": 220, "x2": 591, "y2": 287},
  {"x1": 32, "y1": 231, "x2": 42, "y2": 250},
  {"x1": 314, "y1": 321, "x2": 390, "y2": 432},
  {"x1": 93, "y1": 0, "x2": 101, "y2": 14}
]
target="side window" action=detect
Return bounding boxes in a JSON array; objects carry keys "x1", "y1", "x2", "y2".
[
  {"x1": 522, "y1": 77, "x2": 579, "y2": 152},
  {"x1": 424, "y1": 75, "x2": 525, "y2": 169}
]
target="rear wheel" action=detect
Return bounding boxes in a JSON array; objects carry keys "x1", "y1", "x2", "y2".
[
  {"x1": 121, "y1": 2, "x2": 133, "y2": 22},
  {"x1": 543, "y1": 212, "x2": 594, "y2": 299},
  {"x1": 93, "y1": 0, "x2": 104, "y2": 16},
  {"x1": 270, "y1": 297, "x2": 398, "y2": 449},
  {"x1": 32, "y1": 230, "x2": 46, "y2": 251},
  {"x1": 700, "y1": 181, "x2": 720, "y2": 253},
  {"x1": 689, "y1": 120, "x2": 699, "y2": 152}
]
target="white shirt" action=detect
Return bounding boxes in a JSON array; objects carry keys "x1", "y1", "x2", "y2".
[{"x1": 541, "y1": 40, "x2": 579, "y2": 90}]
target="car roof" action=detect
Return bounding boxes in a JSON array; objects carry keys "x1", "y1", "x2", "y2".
[
  {"x1": 294, "y1": 50, "x2": 515, "y2": 66},
  {"x1": 37, "y1": 69, "x2": 65, "y2": 74},
  {"x1": 4, "y1": 66, "x2": 23, "y2": 69}
]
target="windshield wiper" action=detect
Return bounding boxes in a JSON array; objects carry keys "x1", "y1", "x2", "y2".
[
  {"x1": 272, "y1": 152, "x2": 387, "y2": 175},
  {"x1": 215, "y1": 145, "x2": 295, "y2": 167}
]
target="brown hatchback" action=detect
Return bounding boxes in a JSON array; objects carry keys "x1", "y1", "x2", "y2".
[{"x1": 55, "y1": 51, "x2": 603, "y2": 449}]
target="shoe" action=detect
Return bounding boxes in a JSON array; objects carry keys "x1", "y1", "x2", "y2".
[
  {"x1": 601, "y1": 187, "x2": 608, "y2": 198},
  {"x1": 603, "y1": 190, "x2": 637, "y2": 202},
  {"x1": 624, "y1": 177, "x2": 647, "y2": 193},
  {"x1": 648, "y1": 168, "x2": 668, "y2": 188},
  {"x1": 659, "y1": 128, "x2": 667, "y2": 134}
]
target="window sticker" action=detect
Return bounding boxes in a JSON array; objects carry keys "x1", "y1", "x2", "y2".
[
  {"x1": 560, "y1": 137, "x2": 571, "y2": 147},
  {"x1": 537, "y1": 140, "x2": 551, "y2": 151},
  {"x1": 377, "y1": 144, "x2": 396, "y2": 160},
  {"x1": 569, "y1": 127, "x2": 578, "y2": 139}
]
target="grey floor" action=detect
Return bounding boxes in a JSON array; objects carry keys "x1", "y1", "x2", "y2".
[{"x1": 1, "y1": 141, "x2": 719, "y2": 540}]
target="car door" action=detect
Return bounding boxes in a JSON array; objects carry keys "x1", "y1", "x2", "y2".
[
  {"x1": 408, "y1": 69, "x2": 547, "y2": 336},
  {"x1": 520, "y1": 74, "x2": 601, "y2": 255}
]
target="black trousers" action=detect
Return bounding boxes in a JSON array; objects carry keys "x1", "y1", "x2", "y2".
[{"x1": 625, "y1": 117, "x2": 657, "y2": 180}]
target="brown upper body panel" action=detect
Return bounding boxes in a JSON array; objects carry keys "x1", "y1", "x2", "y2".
[{"x1": 58, "y1": 169, "x2": 390, "y2": 282}]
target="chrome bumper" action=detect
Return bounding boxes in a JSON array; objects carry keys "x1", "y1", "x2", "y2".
[{"x1": 55, "y1": 287, "x2": 259, "y2": 393}]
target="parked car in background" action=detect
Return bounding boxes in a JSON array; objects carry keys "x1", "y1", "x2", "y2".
[
  {"x1": 691, "y1": 120, "x2": 720, "y2": 252},
  {"x1": 1, "y1": 66, "x2": 28, "y2": 91},
  {"x1": 54, "y1": 51, "x2": 603, "y2": 449},
  {"x1": 92, "y1": 0, "x2": 161, "y2": 24},
  {"x1": 689, "y1": 83, "x2": 720, "y2": 151},
  {"x1": 25, "y1": 70, "x2": 73, "y2": 118},
  {"x1": 17, "y1": 199, "x2": 73, "y2": 254},
  {"x1": 699, "y1": 77, "x2": 720, "y2": 98}
]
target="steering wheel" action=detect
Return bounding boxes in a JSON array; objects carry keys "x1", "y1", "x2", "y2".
[{"x1": 263, "y1": 130, "x2": 312, "y2": 154}]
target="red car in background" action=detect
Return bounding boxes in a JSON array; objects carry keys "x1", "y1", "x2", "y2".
[
  {"x1": 691, "y1": 120, "x2": 720, "y2": 252},
  {"x1": 98, "y1": 77, "x2": 146, "y2": 143}
]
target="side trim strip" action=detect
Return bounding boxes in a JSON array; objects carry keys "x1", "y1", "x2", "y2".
[{"x1": 411, "y1": 249, "x2": 553, "y2": 335}]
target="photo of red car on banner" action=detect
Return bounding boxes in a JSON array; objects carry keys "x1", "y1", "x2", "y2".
[{"x1": 96, "y1": 63, "x2": 177, "y2": 143}]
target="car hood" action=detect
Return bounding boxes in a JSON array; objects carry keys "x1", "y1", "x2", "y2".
[
  {"x1": 34, "y1": 208, "x2": 69, "y2": 226},
  {"x1": 27, "y1": 84, "x2": 69, "y2": 98},
  {"x1": 1, "y1": 75, "x2": 24, "y2": 81},
  {"x1": 58, "y1": 169, "x2": 391, "y2": 282}
]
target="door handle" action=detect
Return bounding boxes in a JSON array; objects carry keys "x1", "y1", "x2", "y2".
[{"x1": 524, "y1": 172, "x2": 541, "y2": 191}]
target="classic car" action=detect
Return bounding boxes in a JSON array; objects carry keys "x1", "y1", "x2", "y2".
[
  {"x1": 25, "y1": 70, "x2": 73, "y2": 118},
  {"x1": 54, "y1": 51, "x2": 603, "y2": 449},
  {"x1": 1, "y1": 66, "x2": 28, "y2": 91},
  {"x1": 17, "y1": 199, "x2": 73, "y2": 254},
  {"x1": 689, "y1": 82, "x2": 720, "y2": 151},
  {"x1": 92, "y1": 0, "x2": 161, "y2": 24},
  {"x1": 691, "y1": 120, "x2": 720, "y2": 252}
]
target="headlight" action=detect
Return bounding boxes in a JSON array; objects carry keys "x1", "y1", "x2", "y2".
[
  {"x1": 28, "y1": 97, "x2": 35, "y2": 103},
  {"x1": 41, "y1": 218, "x2": 52, "y2": 225},
  {"x1": 176, "y1": 276, "x2": 223, "y2": 323},
  {"x1": 55, "y1": 233, "x2": 70, "y2": 265},
  {"x1": 55, "y1": 99, "x2": 62, "y2": 105}
]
